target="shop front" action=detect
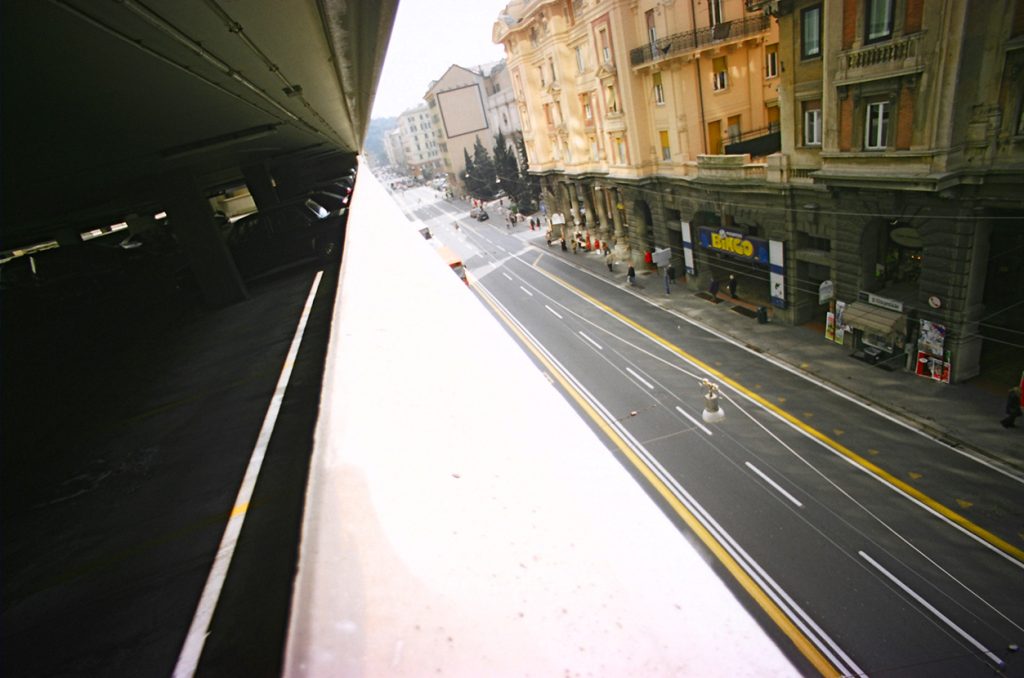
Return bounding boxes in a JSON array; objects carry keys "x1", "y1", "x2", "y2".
[
  {"x1": 693, "y1": 226, "x2": 786, "y2": 309},
  {"x1": 840, "y1": 301, "x2": 908, "y2": 367}
]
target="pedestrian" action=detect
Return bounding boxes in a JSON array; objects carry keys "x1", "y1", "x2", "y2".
[
  {"x1": 727, "y1": 274, "x2": 738, "y2": 298},
  {"x1": 663, "y1": 268, "x2": 671, "y2": 294},
  {"x1": 561, "y1": 238, "x2": 568, "y2": 252},
  {"x1": 1001, "y1": 386, "x2": 1022, "y2": 428},
  {"x1": 709, "y1": 278, "x2": 720, "y2": 297},
  {"x1": 627, "y1": 265, "x2": 636, "y2": 286},
  {"x1": 605, "y1": 251, "x2": 614, "y2": 272},
  {"x1": 571, "y1": 239, "x2": 578, "y2": 254},
  {"x1": 644, "y1": 249, "x2": 653, "y2": 268},
  {"x1": 667, "y1": 264, "x2": 676, "y2": 283}
]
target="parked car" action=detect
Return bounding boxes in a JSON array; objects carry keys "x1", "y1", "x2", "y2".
[
  {"x1": 475, "y1": 209, "x2": 489, "y2": 222},
  {"x1": 224, "y1": 197, "x2": 345, "y2": 278}
]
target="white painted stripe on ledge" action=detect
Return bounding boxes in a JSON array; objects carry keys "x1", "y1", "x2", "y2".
[{"x1": 173, "y1": 270, "x2": 324, "y2": 678}]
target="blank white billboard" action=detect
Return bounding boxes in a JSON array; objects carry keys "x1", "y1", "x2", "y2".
[{"x1": 438, "y1": 84, "x2": 488, "y2": 139}]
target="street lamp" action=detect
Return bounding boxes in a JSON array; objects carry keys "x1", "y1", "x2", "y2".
[{"x1": 700, "y1": 378, "x2": 725, "y2": 423}]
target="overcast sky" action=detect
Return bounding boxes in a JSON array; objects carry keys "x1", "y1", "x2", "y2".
[{"x1": 371, "y1": 0, "x2": 509, "y2": 120}]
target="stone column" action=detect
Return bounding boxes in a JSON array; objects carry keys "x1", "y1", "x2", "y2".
[
  {"x1": 580, "y1": 183, "x2": 598, "y2": 246},
  {"x1": 593, "y1": 185, "x2": 611, "y2": 244},
  {"x1": 567, "y1": 182, "x2": 581, "y2": 233},
  {"x1": 610, "y1": 187, "x2": 629, "y2": 258}
]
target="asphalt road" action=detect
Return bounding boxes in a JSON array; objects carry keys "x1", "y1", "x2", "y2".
[{"x1": 403, "y1": 187, "x2": 1024, "y2": 677}]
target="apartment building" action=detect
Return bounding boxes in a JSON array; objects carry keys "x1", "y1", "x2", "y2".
[
  {"x1": 496, "y1": 0, "x2": 1024, "y2": 383},
  {"x1": 494, "y1": 0, "x2": 782, "y2": 306},
  {"x1": 396, "y1": 103, "x2": 444, "y2": 180},
  {"x1": 384, "y1": 126, "x2": 406, "y2": 171}
]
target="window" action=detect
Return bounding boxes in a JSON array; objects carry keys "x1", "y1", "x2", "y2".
[
  {"x1": 765, "y1": 44, "x2": 778, "y2": 79},
  {"x1": 801, "y1": 5, "x2": 822, "y2": 59},
  {"x1": 548, "y1": 56, "x2": 557, "y2": 83},
  {"x1": 606, "y1": 83, "x2": 618, "y2": 113},
  {"x1": 575, "y1": 45, "x2": 586, "y2": 73},
  {"x1": 653, "y1": 72, "x2": 665, "y2": 105},
  {"x1": 709, "y1": 0, "x2": 724, "y2": 26},
  {"x1": 544, "y1": 103, "x2": 554, "y2": 126},
  {"x1": 712, "y1": 57, "x2": 727, "y2": 91},
  {"x1": 538, "y1": 65, "x2": 546, "y2": 88},
  {"x1": 582, "y1": 94, "x2": 594, "y2": 121},
  {"x1": 727, "y1": 115, "x2": 741, "y2": 144},
  {"x1": 866, "y1": 0, "x2": 894, "y2": 43},
  {"x1": 646, "y1": 10, "x2": 657, "y2": 55},
  {"x1": 590, "y1": 137, "x2": 600, "y2": 161},
  {"x1": 659, "y1": 130, "x2": 671, "y2": 161},
  {"x1": 865, "y1": 101, "x2": 890, "y2": 149},
  {"x1": 615, "y1": 136, "x2": 626, "y2": 163},
  {"x1": 599, "y1": 28, "x2": 611, "y2": 64},
  {"x1": 803, "y1": 102, "x2": 822, "y2": 146}
]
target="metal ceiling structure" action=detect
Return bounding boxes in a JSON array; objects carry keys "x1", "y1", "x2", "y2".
[{"x1": 1, "y1": 0, "x2": 399, "y2": 246}]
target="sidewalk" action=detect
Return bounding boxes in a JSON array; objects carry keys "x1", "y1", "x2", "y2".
[{"x1": 515, "y1": 230, "x2": 1023, "y2": 473}]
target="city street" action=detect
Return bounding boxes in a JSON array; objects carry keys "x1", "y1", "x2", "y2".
[{"x1": 396, "y1": 185, "x2": 1024, "y2": 677}]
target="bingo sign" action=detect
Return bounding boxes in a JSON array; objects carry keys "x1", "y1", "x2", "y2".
[{"x1": 698, "y1": 228, "x2": 770, "y2": 265}]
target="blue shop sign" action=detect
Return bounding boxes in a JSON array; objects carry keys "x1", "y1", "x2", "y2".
[{"x1": 698, "y1": 227, "x2": 769, "y2": 265}]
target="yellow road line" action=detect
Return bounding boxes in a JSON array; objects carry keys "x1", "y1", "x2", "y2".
[
  {"x1": 474, "y1": 284, "x2": 842, "y2": 678},
  {"x1": 533, "y1": 262, "x2": 1024, "y2": 564}
]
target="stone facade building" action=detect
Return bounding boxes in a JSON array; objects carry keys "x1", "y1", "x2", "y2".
[{"x1": 495, "y1": 0, "x2": 1024, "y2": 383}]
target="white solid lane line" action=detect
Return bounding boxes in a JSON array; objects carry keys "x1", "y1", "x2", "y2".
[
  {"x1": 625, "y1": 366, "x2": 654, "y2": 390},
  {"x1": 173, "y1": 271, "x2": 324, "y2": 678},
  {"x1": 545, "y1": 305, "x2": 563, "y2": 320},
  {"x1": 859, "y1": 551, "x2": 1004, "y2": 668},
  {"x1": 674, "y1": 406, "x2": 713, "y2": 437},
  {"x1": 745, "y1": 462, "x2": 803, "y2": 508},
  {"x1": 578, "y1": 331, "x2": 602, "y2": 350}
]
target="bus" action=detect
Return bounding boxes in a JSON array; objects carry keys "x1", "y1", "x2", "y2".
[{"x1": 435, "y1": 245, "x2": 467, "y2": 285}]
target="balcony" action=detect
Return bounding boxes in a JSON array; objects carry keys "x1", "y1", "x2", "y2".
[
  {"x1": 630, "y1": 15, "x2": 770, "y2": 67},
  {"x1": 835, "y1": 33, "x2": 923, "y2": 85}
]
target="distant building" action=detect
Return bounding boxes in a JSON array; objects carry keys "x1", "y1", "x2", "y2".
[
  {"x1": 396, "y1": 103, "x2": 444, "y2": 180},
  {"x1": 495, "y1": 0, "x2": 1024, "y2": 383},
  {"x1": 384, "y1": 127, "x2": 406, "y2": 171},
  {"x1": 424, "y1": 60, "x2": 522, "y2": 196}
]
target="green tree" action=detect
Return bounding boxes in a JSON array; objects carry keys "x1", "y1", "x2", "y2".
[
  {"x1": 514, "y1": 134, "x2": 540, "y2": 212},
  {"x1": 492, "y1": 131, "x2": 519, "y2": 206},
  {"x1": 469, "y1": 135, "x2": 497, "y2": 200},
  {"x1": 462, "y1": 148, "x2": 480, "y2": 198}
]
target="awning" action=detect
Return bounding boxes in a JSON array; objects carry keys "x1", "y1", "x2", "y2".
[{"x1": 841, "y1": 302, "x2": 905, "y2": 335}]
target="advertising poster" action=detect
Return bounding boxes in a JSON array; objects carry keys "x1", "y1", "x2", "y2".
[
  {"x1": 915, "y1": 351, "x2": 951, "y2": 383},
  {"x1": 825, "y1": 311, "x2": 836, "y2": 341},
  {"x1": 919, "y1": 320, "x2": 946, "y2": 357},
  {"x1": 834, "y1": 300, "x2": 846, "y2": 345}
]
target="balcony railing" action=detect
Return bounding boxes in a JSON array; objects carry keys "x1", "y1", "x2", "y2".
[
  {"x1": 843, "y1": 34, "x2": 919, "y2": 70},
  {"x1": 837, "y1": 33, "x2": 922, "y2": 83},
  {"x1": 630, "y1": 15, "x2": 770, "y2": 67}
]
